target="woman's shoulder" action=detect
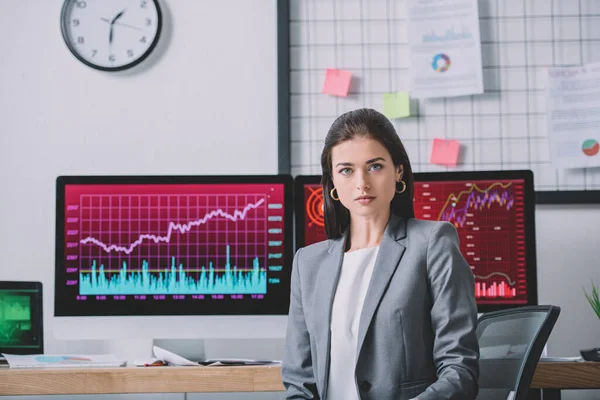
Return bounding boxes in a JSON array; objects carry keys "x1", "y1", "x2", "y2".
[
  {"x1": 296, "y1": 239, "x2": 333, "y2": 261},
  {"x1": 406, "y1": 218, "x2": 454, "y2": 234},
  {"x1": 404, "y1": 218, "x2": 458, "y2": 245},
  {"x1": 293, "y1": 239, "x2": 335, "y2": 279}
]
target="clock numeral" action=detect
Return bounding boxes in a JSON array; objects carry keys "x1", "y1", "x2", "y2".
[
  {"x1": 77, "y1": 36, "x2": 84, "y2": 44},
  {"x1": 109, "y1": 54, "x2": 116, "y2": 62},
  {"x1": 146, "y1": 18, "x2": 152, "y2": 26},
  {"x1": 141, "y1": 0, "x2": 148, "y2": 8},
  {"x1": 72, "y1": 19, "x2": 80, "y2": 27},
  {"x1": 127, "y1": 49, "x2": 134, "y2": 58},
  {"x1": 92, "y1": 50, "x2": 97, "y2": 57},
  {"x1": 140, "y1": 36, "x2": 147, "y2": 43},
  {"x1": 76, "y1": 1, "x2": 87, "y2": 8}
]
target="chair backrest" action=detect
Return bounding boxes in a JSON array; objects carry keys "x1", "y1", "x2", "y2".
[{"x1": 475, "y1": 305, "x2": 560, "y2": 400}]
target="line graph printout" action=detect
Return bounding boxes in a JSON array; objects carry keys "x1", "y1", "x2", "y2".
[
  {"x1": 63, "y1": 184, "x2": 286, "y2": 298},
  {"x1": 301, "y1": 179, "x2": 528, "y2": 306},
  {"x1": 414, "y1": 179, "x2": 527, "y2": 305}
]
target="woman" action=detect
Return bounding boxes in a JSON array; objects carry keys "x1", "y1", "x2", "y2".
[{"x1": 282, "y1": 108, "x2": 479, "y2": 400}]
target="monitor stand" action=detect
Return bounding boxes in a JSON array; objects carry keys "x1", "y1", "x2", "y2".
[
  {"x1": 106, "y1": 338, "x2": 206, "y2": 363},
  {"x1": 154, "y1": 338, "x2": 207, "y2": 362}
]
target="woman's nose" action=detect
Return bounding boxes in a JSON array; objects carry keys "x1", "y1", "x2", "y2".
[{"x1": 356, "y1": 174, "x2": 370, "y2": 191}]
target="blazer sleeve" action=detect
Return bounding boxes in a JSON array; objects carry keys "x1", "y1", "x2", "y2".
[
  {"x1": 418, "y1": 222, "x2": 480, "y2": 400},
  {"x1": 281, "y1": 248, "x2": 319, "y2": 399}
]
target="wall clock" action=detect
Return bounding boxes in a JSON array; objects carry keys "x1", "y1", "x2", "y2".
[{"x1": 60, "y1": 0, "x2": 162, "y2": 71}]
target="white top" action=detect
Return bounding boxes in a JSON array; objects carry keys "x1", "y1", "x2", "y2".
[{"x1": 326, "y1": 246, "x2": 380, "y2": 400}]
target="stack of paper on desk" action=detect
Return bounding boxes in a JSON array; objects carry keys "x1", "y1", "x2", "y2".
[
  {"x1": 152, "y1": 345, "x2": 280, "y2": 367},
  {"x1": 1, "y1": 353, "x2": 126, "y2": 368}
]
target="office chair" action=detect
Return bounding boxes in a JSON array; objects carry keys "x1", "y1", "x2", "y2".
[{"x1": 475, "y1": 305, "x2": 561, "y2": 400}]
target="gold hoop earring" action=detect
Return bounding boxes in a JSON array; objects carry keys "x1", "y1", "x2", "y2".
[
  {"x1": 396, "y1": 180, "x2": 406, "y2": 194},
  {"x1": 330, "y1": 188, "x2": 340, "y2": 201}
]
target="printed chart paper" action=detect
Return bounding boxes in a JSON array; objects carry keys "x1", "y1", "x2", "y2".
[
  {"x1": 407, "y1": 0, "x2": 484, "y2": 98},
  {"x1": 546, "y1": 63, "x2": 600, "y2": 169}
]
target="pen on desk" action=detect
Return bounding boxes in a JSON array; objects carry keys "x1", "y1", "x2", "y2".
[{"x1": 143, "y1": 360, "x2": 167, "y2": 367}]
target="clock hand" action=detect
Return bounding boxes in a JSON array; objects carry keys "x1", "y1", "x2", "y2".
[
  {"x1": 100, "y1": 18, "x2": 141, "y2": 30},
  {"x1": 108, "y1": 9, "x2": 126, "y2": 45},
  {"x1": 116, "y1": 22, "x2": 141, "y2": 30},
  {"x1": 111, "y1": 9, "x2": 126, "y2": 25}
]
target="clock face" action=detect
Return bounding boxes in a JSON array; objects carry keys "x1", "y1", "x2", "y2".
[{"x1": 60, "y1": 0, "x2": 162, "y2": 71}]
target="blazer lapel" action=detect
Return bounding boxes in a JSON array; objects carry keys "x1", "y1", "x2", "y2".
[
  {"x1": 313, "y1": 232, "x2": 346, "y2": 393},
  {"x1": 355, "y1": 214, "x2": 407, "y2": 356}
]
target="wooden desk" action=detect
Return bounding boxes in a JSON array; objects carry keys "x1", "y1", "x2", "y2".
[
  {"x1": 531, "y1": 362, "x2": 600, "y2": 400},
  {"x1": 0, "y1": 362, "x2": 598, "y2": 396},
  {"x1": 0, "y1": 365, "x2": 283, "y2": 396}
]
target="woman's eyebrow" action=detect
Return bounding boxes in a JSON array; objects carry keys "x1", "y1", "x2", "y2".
[
  {"x1": 335, "y1": 157, "x2": 386, "y2": 168},
  {"x1": 366, "y1": 157, "x2": 386, "y2": 164}
]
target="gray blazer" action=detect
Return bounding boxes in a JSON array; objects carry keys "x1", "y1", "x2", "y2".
[{"x1": 282, "y1": 214, "x2": 479, "y2": 400}]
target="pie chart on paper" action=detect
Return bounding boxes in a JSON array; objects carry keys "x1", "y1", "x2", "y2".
[{"x1": 582, "y1": 139, "x2": 600, "y2": 156}]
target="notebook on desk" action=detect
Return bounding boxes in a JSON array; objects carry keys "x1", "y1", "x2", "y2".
[{"x1": 2, "y1": 353, "x2": 126, "y2": 368}]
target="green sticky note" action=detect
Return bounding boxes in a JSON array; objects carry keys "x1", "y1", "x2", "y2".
[{"x1": 383, "y1": 92, "x2": 410, "y2": 119}]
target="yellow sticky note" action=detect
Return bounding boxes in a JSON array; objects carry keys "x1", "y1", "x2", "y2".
[{"x1": 383, "y1": 92, "x2": 410, "y2": 119}]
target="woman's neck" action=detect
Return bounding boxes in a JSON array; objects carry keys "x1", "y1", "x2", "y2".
[{"x1": 347, "y1": 208, "x2": 390, "y2": 252}]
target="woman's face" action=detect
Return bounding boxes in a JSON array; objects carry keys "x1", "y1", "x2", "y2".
[{"x1": 330, "y1": 136, "x2": 403, "y2": 218}]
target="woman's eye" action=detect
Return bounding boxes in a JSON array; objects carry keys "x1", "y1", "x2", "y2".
[
  {"x1": 339, "y1": 168, "x2": 352, "y2": 175},
  {"x1": 369, "y1": 163, "x2": 382, "y2": 171}
]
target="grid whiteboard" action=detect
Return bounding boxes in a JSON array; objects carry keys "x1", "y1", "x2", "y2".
[{"x1": 289, "y1": 0, "x2": 600, "y2": 193}]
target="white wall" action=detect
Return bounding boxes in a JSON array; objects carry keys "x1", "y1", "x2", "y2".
[
  {"x1": 0, "y1": 1, "x2": 280, "y2": 399},
  {"x1": 537, "y1": 204, "x2": 600, "y2": 359},
  {"x1": 536, "y1": 205, "x2": 600, "y2": 400}
]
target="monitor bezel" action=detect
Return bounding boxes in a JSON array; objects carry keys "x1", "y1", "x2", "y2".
[
  {"x1": 0, "y1": 281, "x2": 44, "y2": 355},
  {"x1": 293, "y1": 170, "x2": 538, "y2": 312},
  {"x1": 55, "y1": 175, "x2": 294, "y2": 317}
]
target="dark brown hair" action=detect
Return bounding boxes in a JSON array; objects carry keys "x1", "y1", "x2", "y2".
[{"x1": 320, "y1": 108, "x2": 415, "y2": 239}]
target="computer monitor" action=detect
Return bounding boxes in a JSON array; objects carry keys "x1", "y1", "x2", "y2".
[
  {"x1": 54, "y1": 175, "x2": 293, "y2": 340},
  {"x1": 294, "y1": 170, "x2": 538, "y2": 312},
  {"x1": 0, "y1": 281, "x2": 43, "y2": 355}
]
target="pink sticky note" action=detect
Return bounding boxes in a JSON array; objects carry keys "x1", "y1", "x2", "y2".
[
  {"x1": 322, "y1": 69, "x2": 352, "y2": 97},
  {"x1": 430, "y1": 138, "x2": 461, "y2": 166}
]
